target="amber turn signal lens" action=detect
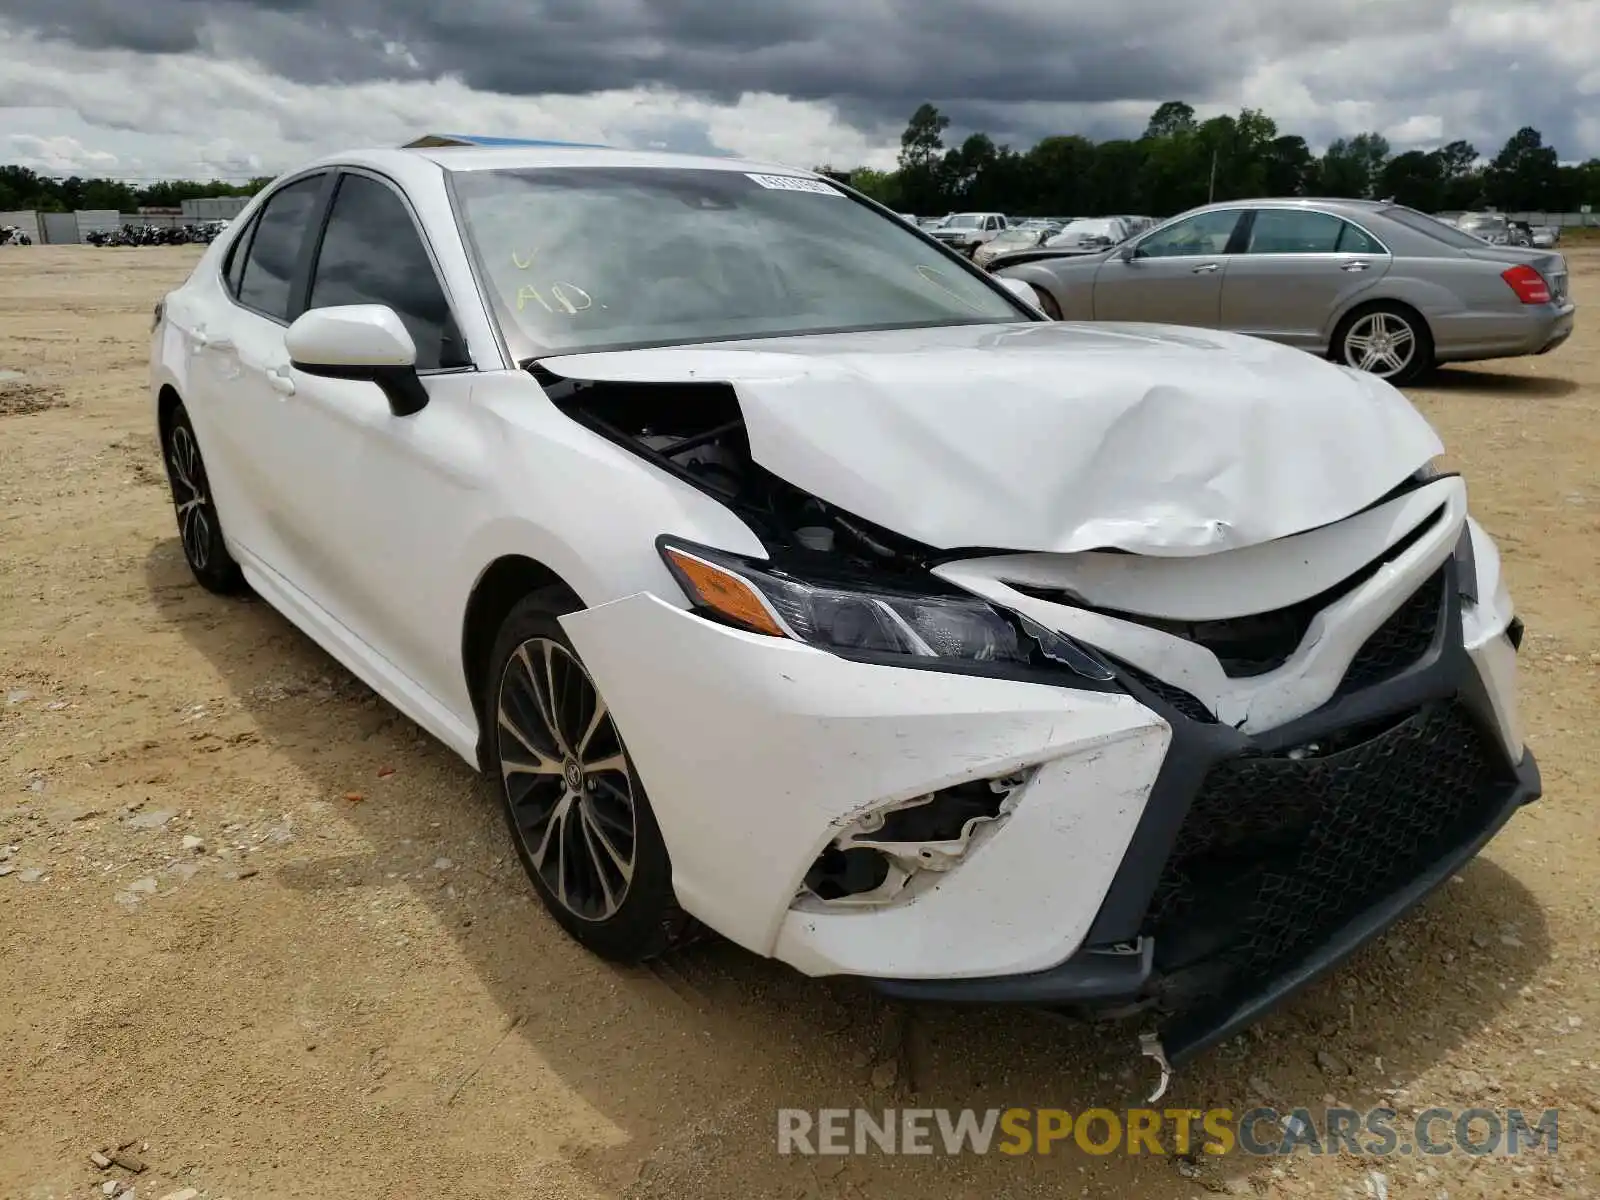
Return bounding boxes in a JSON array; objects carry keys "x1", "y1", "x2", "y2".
[{"x1": 663, "y1": 548, "x2": 787, "y2": 637}]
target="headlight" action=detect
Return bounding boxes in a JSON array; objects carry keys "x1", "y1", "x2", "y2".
[{"x1": 658, "y1": 539, "x2": 1029, "y2": 664}]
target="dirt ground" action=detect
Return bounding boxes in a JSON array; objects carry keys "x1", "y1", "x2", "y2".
[{"x1": 1, "y1": 245, "x2": 1596, "y2": 1200}]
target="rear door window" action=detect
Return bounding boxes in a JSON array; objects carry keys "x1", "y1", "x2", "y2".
[{"x1": 236, "y1": 175, "x2": 325, "y2": 321}]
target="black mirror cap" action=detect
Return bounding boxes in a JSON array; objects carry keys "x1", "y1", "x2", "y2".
[{"x1": 290, "y1": 360, "x2": 429, "y2": 417}]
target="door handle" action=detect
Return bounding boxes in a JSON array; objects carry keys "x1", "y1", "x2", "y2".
[
  {"x1": 267, "y1": 368, "x2": 296, "y2": 396},
  {"x1": 1341, "y1": 261, "x2": 1370, "y2": 272},
  {"x1": 1191, "y1": 263, "x2": 1220, "y2": 274}
]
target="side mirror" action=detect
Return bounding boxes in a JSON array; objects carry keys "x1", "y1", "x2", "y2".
[
  {"x1": 1117, "y1": 242, "x2": 1140, "y2": 262},
  {"x1": 286, "y1": 304, "x2": 428, "y2": 417},
  {"x1": 997, "y1": 277, "x2": 1037, "y2": 306}
]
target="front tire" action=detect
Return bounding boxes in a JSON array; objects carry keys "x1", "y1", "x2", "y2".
[
  {"x1": 162, "y1": 402, "x2": 245, "y2": 594},
  {"x1": 1332, "y1": 303, "x2": 1433, "y2": 386},
  {"x1": 485, "y1": 592, "x2": 689, "y2": 962}
]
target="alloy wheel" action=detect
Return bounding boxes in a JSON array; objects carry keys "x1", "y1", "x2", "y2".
[
  {"x1": 167, "y1": 425, "x2": 214, "y2": 571},
  {"x1": 1343, "y1": 311, "x2": 1417, "y2": 379},
  {"x1": 495, "y1": 637, "x2": 637, "y2": 921}
]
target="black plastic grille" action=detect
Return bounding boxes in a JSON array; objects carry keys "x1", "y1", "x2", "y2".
[
  {"x1": 1143, "y1": 702, "x2": 1509, "y2": 1007},
  {"x1": 1120, "y1": 663, "x2": 1217, "y2": 723},
  {"x1": 1339, "y1": 569, "x2": 1445, "y2": 693}
]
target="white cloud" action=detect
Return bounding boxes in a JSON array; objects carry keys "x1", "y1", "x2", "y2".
[
  {"x1": 7, "y1": 132, "x2": 119, "y2": 174},
  {"x1": 0, "y1": 28, "x2": 900, "y2": 181},
  {"x1": 2, "y1": 3, "x2": 1599, "y2": 185}
]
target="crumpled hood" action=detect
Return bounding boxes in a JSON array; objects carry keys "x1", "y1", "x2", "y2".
[{"x1": 538, "y1": 321, "x2": 1445, "y2": 555}]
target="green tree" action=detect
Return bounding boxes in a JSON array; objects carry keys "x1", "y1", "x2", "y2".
[
  {"x1": 1262, "y1": 135, "x2": 1315, "y2": 196},
  {"x1": 897, "y1": 103, "x2": 951, "y2": 214},
  {"x1": 1143, "y1": 101, "x2": 1197, "y2": 140},
  {"x1": 844, "y1": 167, "x2": 901, "y2": 208},
  {"x1": 1379, "y1": 150, "x2": 1444, "y2": 209},
  {"x1": 1319, "y1": 133, "x2": 1390, "y2": 198},
  {"x1": 1486, "y1": 126, "x2": 1559, "y2": 210}
]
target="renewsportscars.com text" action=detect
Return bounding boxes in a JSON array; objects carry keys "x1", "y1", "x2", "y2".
[{"x1": 777, "y1": 1106, "x2": 1560, "y2": 1158}]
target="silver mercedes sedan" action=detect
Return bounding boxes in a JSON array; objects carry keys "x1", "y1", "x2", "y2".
[{"x1": 992, "y1": 198, "x2": 1575, "y2": 384}]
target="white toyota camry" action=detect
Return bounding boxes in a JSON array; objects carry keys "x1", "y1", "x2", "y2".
[{"x1": 149, "y1": 143, "x2": 1540, "y2": 1072}]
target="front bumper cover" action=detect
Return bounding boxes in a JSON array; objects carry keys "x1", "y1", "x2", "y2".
[{"x1": 865, "y1": 557, "x2": 1541, "y2": 1066}]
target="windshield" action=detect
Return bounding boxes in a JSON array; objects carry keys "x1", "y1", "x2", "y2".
[
  {"x1": 1380, "y1": 205, "x2": 1500, "y2": 250},
  {"x1": 450, "y1": 168, "x2": 1024, "y2": 357},
  {"x1": 943, "y1": 214, "x2": 984, "y2": 229}
]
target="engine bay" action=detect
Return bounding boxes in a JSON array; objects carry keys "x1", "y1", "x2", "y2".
[{"x1": 534, "y1": 367, "x2": 939, "y2": 583}]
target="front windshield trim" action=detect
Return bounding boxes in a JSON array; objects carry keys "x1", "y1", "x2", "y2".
[{"x1": 444, "y1": 165, "x2": 1039, "y2": 363}]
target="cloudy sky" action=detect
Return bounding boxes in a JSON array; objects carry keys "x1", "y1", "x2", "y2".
[{"x1": 1, "y1": 0, "x2": 1598, "y2": 183}]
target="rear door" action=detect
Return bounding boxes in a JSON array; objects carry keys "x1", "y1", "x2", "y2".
[
  {"x1": 1218, "y1": 208, "x2": 1391, "y2": 349},
  {"x1": 1092, "y1": 209, "x2": 1245, "y2": 326},
  {"x1": 191, "y1": 172, "x2": 332, "y2": 569}
]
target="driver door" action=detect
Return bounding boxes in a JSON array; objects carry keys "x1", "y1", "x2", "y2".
[{"x1": 1092, "y1": 209, "x2": 1245, "y2": 327}]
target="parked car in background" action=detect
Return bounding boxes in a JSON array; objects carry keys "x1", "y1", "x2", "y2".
[
  {"x1": 1044, "y1": 217, "x2": 1132, "y2": 254},
  {"x1": 926, "y1": 211, "x2": 1008, "y2": 255},
  {"x1": 972, "y1": 225, "x2": 1054, "y2": 268},
  {"x1": 1454, "y1": 212, "x2": 1525, "y2": 247},
  {"x1": 1118, "y1": 215, "x2": 1158, "y2": 236},
  {"x1": 995, "y1": 198, "x2": 1574, "y2": 384},
  {"x1": 1532, "y1": 224, "x2": 1561, "y2": 248},
  {"x1": 147, "y1": 144, "x2": 1538, "y2": 1075}
]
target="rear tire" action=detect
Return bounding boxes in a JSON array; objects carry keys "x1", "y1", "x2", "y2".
[
  {"x1": 161, "y1": 402, "x2": 245, "y2": 594},
  {"x1": 485, "y1": 591, "x2": 692, "y2": 962},
  {"x1": 1331, "y1": 302, "x2": 1433, "y2": 386}
]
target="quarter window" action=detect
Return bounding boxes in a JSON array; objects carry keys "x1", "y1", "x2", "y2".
[
  {"x1": 1336, "y1": 222, "x2": 1384, "y2": 254},
  {"x1": 307, "y1": 173, "x2": 464, "y2": 371},
  {"x1": 222, "y1": 215, "x2": 256, "y2": 297},
  {"x1": 236, "y1": 175, "x2": 324, "y2": 321},
  {"x1": 1135, "y1": 210, "x2": 1240, "y2": 258}
]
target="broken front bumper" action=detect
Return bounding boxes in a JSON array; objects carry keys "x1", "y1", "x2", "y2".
[
  {"x1": 869, "y1": 554, "x2": 1541, "y2": 1067},
  {"x1": 562, "y1": 591, "x2": 1174, "y2": 979}
]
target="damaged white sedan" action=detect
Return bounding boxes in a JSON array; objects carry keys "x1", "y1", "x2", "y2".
[{"x1": 149, "y1": 144, "x2": 1540, "y2": 1073}]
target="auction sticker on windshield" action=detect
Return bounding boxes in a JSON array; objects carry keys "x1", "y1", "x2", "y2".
[{"x1": 745, "y1": 173, "x2": 842, "y2": 195}]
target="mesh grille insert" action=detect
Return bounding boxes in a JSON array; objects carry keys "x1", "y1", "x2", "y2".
[{"x1": 1143, "y1": 702, "x2": 1508, "y2": 1008}]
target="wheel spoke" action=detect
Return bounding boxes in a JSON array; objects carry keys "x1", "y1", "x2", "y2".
[
  {"x1": 583, "y1": 751, "x2": 627, "y2": 777},
  {"x1": 191, "y1": 510, "x2": 211, "y2": 568},
  {"x1": 1389, "y1": 326, "x2": 1415, "y2": 347},
  {"x1": 577, "y1": 805, "x2": 621, "y2": 912},
  {"x1": 576, "y1": 697, "x2": 608, "y2": 758},
  {"x1": 514, "y1": 644, "x2": 567, "y2": 756},
  {"x1": 582, "y1": 797, "x2": 632, "y2": 875},
  {"x1": 530, "y1": 788, "x2": 574, "y2": 871}
]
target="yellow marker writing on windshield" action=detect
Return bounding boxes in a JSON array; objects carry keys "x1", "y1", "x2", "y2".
[
  {"x1": 512, "y1": 248, "x2": 538, "y2": 270},
  {"x1": 550, "y1": 283, "x2": 592, "y2": 314},
  {"x1": 516, "y1": 285, "x2": 553, "y2": 313}
]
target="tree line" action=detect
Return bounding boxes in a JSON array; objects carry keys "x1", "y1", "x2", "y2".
[
  {"x1": 831, "y1": 102, "x2": 1600, "y2": 218},
  {"x1": 0, "y1": 166, "x2": 268, "y2": 213},
  {"x1": 5, "y1": 102, "x2": 1598, "y2": 219}
]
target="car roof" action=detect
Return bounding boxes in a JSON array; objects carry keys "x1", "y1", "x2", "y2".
[
  {"x1": 1181, "y1": 196, "x2": 1392, "y2": 217},
  {"x1": 291, "y1": 144, "x2": 825, "y2": 182}
]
